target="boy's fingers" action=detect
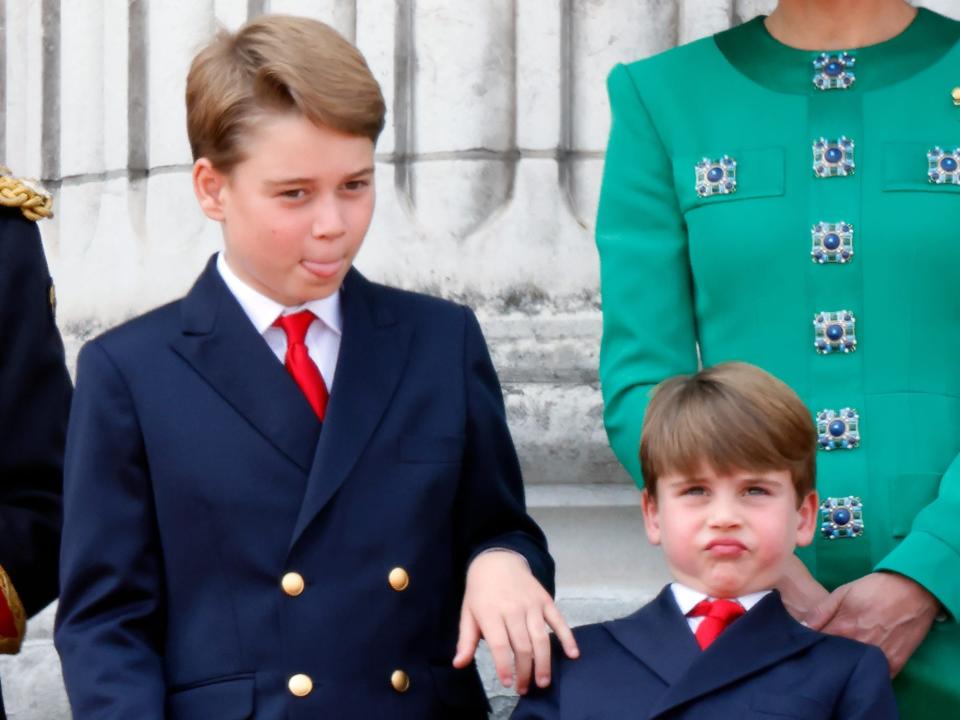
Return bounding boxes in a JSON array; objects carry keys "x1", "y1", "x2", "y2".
[
  {"x1": 544, "y1": 601, "x2": 579, "y2": 658},
  {"x1": 505, "y1": 612, "x2": 533, "y2": 695},
  {"x1": 481, "y1": 617, "x2": 515, "y2": 687},
  {"x1": 527, "y1": 608, "x2": 552, "y2": 688},
  {"x1": 452, "y1": 607, "x2": 480, "y2": 668}
]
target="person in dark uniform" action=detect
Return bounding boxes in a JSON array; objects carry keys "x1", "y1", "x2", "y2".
[{"x1": 0, "y1": 168, "x2": 71, "y2": 715}]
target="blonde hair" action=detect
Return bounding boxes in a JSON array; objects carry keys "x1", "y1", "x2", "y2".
[
  {"x1": 640, "y1": 362, "x2": 816, "y2": 504},
  {"x1": 186, "y1": 15, "x2": 385, "y2": 173}
]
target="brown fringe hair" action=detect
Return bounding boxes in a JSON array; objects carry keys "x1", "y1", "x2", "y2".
[
  {"x1": 640, "y1": 362, "x2": 816, "y2": 505},
  {"x1": 186, "y1": 15, "x2": 386, "y2": 173}
]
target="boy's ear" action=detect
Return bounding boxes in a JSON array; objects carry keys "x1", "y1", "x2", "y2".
[
  {"x1": 795, "y1": 490, "x2": 819, "y2": 547},
  {"x1": 640, "y1": 488, "x2": 662, "y2": 546},
  {"x1": 193, "y1": 158, "x2": 227, "y2": 221}
]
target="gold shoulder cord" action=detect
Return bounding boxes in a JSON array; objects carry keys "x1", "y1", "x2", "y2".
[
  {"x1": 0, "y1": 166, "x2": 53, "y2": 221},
  {"x1": 0, "y1": 566, "x2": 26, "y2": 654}
]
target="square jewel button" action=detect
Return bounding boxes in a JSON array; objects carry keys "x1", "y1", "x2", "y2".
[
  {"x1": 695, "y1": 156, "x2": 737, "y2": 197},
  {"x1": 813, "y1": 137, "x2": 855, "y2": 177}
]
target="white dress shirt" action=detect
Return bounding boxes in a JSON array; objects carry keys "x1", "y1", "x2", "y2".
[
  {"x1": 670, "y1": 582, "x2": 770, "y2": 634},
  {"x1": 216, "y1": 253, "x2": 342, "y2": 390}
]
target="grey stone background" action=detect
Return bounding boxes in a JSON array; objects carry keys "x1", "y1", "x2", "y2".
[{"x1": 2, "y1": 1, "x2": 957, "y2": 717}]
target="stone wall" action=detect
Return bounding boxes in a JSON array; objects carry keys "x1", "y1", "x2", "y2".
[{"x1": 1, "y1": 1, "x2": 956, "y2": 717}]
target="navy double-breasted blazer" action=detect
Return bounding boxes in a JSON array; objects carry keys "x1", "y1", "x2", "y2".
[
  {"x1": 55, "y1": 257, "x2": 554, "y2": 720},
  {"x1": 512, "y1": 586, "x2": 898, "y2": 719}
]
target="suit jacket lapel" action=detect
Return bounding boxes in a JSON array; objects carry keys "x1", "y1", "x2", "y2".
[
  {"x1": 288, "y1": 269, "x2": 412, "y2": 547},
  {"x1": 603, "y1": 585, "x2": 702, "y2": 688},
  {"x1": 648, "y1": 591, "x2": 826, "y2": 718},
  {"x1": 170, "y1": 256, "x2": 321, "y2": 472}
]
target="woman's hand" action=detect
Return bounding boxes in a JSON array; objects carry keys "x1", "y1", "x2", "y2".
[
  {"x1": 775, "y1": 553, "x2": 831, "y2": 624},
  {"x1": 806, "y1": 572, "x2": 940, "y2": 676}
]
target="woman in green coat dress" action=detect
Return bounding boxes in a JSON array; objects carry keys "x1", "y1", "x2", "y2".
[{"x1": 596, "y1": 0, "x2": 959, "y2": 715}]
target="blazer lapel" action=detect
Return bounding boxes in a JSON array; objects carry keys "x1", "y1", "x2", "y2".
[
  {"x1": 170, "y1": 256, "x2": 321, "y2": 472},
  {"x1": 648, "y1": 591, "x2": 826, "y2": 718},
  {"x1": 288, "y1": 269, "x2": 412, "y2": 547},
  {"x1": 603, "y1": 585, "x2": 702, "y2": 687}
]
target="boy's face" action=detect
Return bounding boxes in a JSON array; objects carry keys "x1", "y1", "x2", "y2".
[
  {"x1": 641, "y1": 464, "x2": 817, "y2": 598},
  {"x1": 194, "y1": 112, "x2": 375, "y2": 306}
]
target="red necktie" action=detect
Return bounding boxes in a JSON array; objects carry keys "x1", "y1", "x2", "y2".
[
  {"x1": 274, "y1": 310, "x2": 329, "y2": 420},
  {"x1": 689, "y1": 598, "x2": 745, "y2": 650}
]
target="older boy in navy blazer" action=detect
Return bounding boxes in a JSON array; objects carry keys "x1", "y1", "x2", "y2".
[
  {"x1": 513, "y1": 363, "x2": 897, "y2": 719},
  {"x1": 54, "y1": 16, "x2": 577, "y2": 720}
]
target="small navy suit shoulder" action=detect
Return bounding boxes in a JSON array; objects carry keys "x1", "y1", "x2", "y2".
[{"x1": 512, "y1": 586, "x2": 898, "y2": 720}]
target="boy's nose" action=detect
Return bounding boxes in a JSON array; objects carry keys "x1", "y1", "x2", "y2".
[
  {"x1": 706, "y1": 497, "x2": 742, "y2": 528},
  {"x1": 311, "y1": 197, "x2": 347, "y2": 239}
]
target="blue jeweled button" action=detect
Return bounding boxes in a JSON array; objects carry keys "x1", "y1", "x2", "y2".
[
  {"x1": 813, "y1": 52, "x2": 856, "y2": 90},
  {"x1": 811, "y1": 222, "x2": 854, "y2": 264},
  {"x1": 817, "y1": 408, "x2": 860, "y2": 450},
  {"x1": 813, "y1": 310, "x2": 857, "y2": 354},
  {"x1": 814, "y1": 137, "x2": 855, "y2": 177},
  {"x1": 695, "y1": 156, "x2": 737, "y2": 198},
  {"x1": 820, "y1": 496, "x2": 864, "y2": 539},
  {"x1": 928, "y1": 147, "x2": 960, "y2": 185}
]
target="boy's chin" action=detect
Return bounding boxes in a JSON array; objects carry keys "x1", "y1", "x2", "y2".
[{"x1": 689, "y1": 570, "x2": 765, "y2": 599}]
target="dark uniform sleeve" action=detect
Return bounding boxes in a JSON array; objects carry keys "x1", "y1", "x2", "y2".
[{"x1": 0, "y1": 207, "x2": 71, "y2": 636}]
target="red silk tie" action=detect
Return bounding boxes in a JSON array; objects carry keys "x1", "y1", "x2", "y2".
[
  {"x1": 689, "y1": 598, "x2": 745, "y2": 650},
  {"x1": 274, "y1": 310, "x2": 329, "y2": 420}
]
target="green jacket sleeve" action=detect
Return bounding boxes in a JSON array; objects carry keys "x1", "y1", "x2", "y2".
[
  {"x1": 596, "y1": 63, "x2": 699, "y2": 487},
  {"x1": 875, "y1": 454, "x2": 960, "y2": 619}
]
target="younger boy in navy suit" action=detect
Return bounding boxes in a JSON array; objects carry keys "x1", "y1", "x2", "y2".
[
  {"x1": 513, "y1": 362, "x2": 897, "y2": 719},
  {"x1": 54, "y1": 15, "x2": 576, "y2": 720}
]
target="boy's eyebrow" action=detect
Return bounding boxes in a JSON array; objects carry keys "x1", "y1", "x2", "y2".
[
  {"x1": 263, "y1": 167, "x2": 375, "y2": 187},
  {"x1": 667, "y1": 476, "x2": 706, "y2": 486}
]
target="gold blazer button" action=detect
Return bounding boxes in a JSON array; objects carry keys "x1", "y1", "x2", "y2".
[
  {"x1": 281, "y1": 572, "x2": 305, "y2": 597},
  {"x1": 388, "y1": 567, "x2": 410, "y2": 592},
  {"x1": 391, "y1": 669, "x2": 410, "y2": 693},
  {"x1": 288, "y1": 673, "x2": 313, "y2": 697}
]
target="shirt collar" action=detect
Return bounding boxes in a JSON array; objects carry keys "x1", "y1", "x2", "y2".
[
  {"x1": 216, "y1": 252, "x2": 342, "y2": 336},
  {"x1": 670, "y1": 582, "x2": 771, "y2": 615}
]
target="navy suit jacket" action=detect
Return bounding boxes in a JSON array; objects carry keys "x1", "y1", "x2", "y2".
[
  {"x1": 512, "y1": 586, "x2": 898, "y2": 720},
  {"x1": 55, "y1": 257, "x2": 554, "y2": 720},
  {"x1": 0, "y1": 208, "x2": 71, "y2": 716}
]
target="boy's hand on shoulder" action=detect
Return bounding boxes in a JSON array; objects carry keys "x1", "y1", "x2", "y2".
[
  {"x1": 453, "y1": 550, "x2": 579, "y2": 694},
  {"x1": 806, "y1": 572, "x2": 940, "y2": 676}
]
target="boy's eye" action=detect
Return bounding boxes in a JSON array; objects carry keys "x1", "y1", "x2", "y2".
[
  {"x1": 682, "y1": 486, "x2": 706, "y2": 496},
  {"x1": 744, "y1": 486, "x2": 769, "y2": 496},
  {"x1": 342, "y1": 179, "x2": 370, "y2": 191},
  {"x1": 280, "y1": 189, "x2": 306, "y2": 199}
]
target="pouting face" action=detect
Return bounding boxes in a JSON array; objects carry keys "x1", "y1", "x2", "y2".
[
  {"x1": 194, "y1": 111, "x2": 376, "y2": 306},
  {"x1": 642, "y1": 464, "x2": 817, "y2": 599}
]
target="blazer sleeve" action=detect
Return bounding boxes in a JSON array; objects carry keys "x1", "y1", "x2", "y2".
[
  {"x1": 54, "y1": 340, "x2": 165, "y2": 719},
  {"x1": 0, "y1": 210, "x2": 71, "y2": 619},
  {"x1": 456, "y1": 306, "x2": 555, "y2": 596},
  {"x1": 595, "y1": 63, "x2": 699, "y2": 486},
  {"x1": 875, "y1": 452, "x2": 960, "y2": 619},
  {"x1": 835, "y1": 645, "x2": 898, "y2": 720}
]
